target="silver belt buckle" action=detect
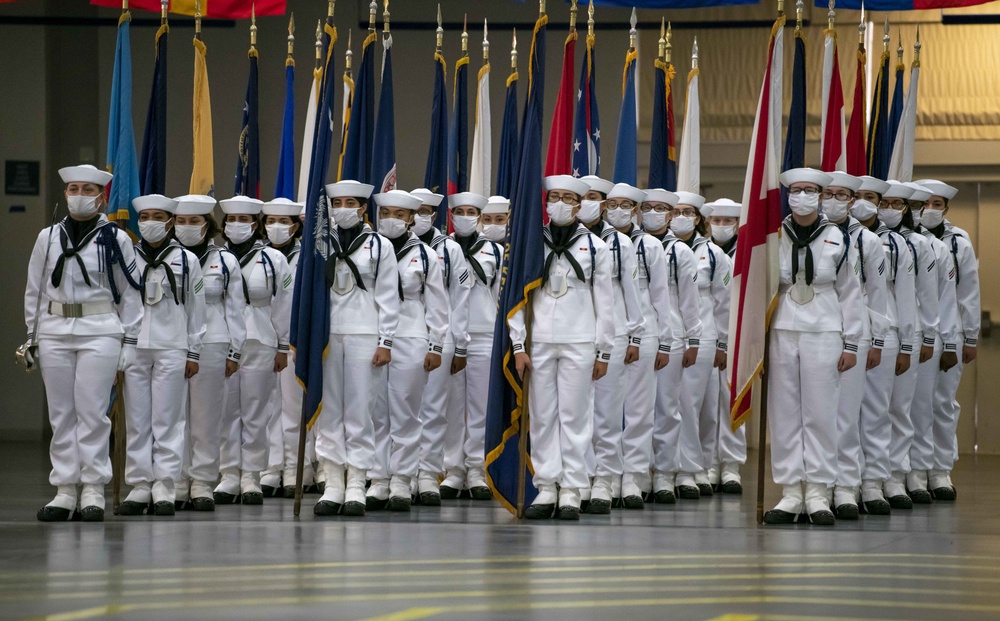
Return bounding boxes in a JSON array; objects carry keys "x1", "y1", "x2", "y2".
[
  {"x1": 332, "y1": 265, "x2": 354, "y2": 296},
  {"x1": 145, "y1": 279, "x2": 163, "y2": 305}
]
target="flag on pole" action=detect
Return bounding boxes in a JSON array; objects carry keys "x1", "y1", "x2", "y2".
[
  {"x1": 887, "y1": 47, "x2": 905, "y2": 151},
  {"x1": 342, "y1": 27, "x2": 377, "y2": 213},
  {"x1": 648, "y1": 29, "x2": 676, "y2": 191},
  {"x1": 846, "y1": 29, "x2": 867, "y2": 176},
  {"x1": 190, "y1": 31, "x2": 214, "y2": 196},
  {"x1": 336, "y1": 37, "x2": 355, "y2": 183},
  {"x1": 572, "y1": 28, "x2": 600, "y2": 179},
  {"x1": 888, "y1": 39, "x2": 919, "y2": 182},
  {"x1": 485, "y1": 11, "x2": 548, "y2": 516},
  {"x1": 780, "y1": 25, "x2": 806, "y2": 219},
  {"x1": 139, "y1": 18, "x2": 168, "y2": 195},
  {"x1": 446, "y1": 37, "x2": 470, "y2": 230},
  {"x1": 729, "y1": 14, "x2": 785, "y2": 431},
  {"x1": 820, "y1": 23, "x2": 846, "y2": 172},
  {"x1": 612, "y1": 24, "x2": 638, "y2": 186},
  {"x1": 275, "y1": 54, "x2": 296, "y2": 200},
  {"x1": 424, "y1": 50, "x2": 449, "y2": 197},
  {"x1": 291, "y1": 19, "x2": 338, "y2": 430},
  {"x1": 234, "y1": 43, "x2": 260, "y2": 198},
  {"x1": 297, "y1": 27, "x2": 323, "y2": 202},
  {"x1": 496, "y1": 43, "x2": 519, "y2": 199},
  {"x1": 544, "y1": 23, "x2": 576, "y2": 178},
  {"x1": 370, "y1": 29, "x2": 397, "y2": 195},
  {"x1": 106, "y1": 10, "x2": 141, "y2": 237},
  {"x1": 92, "y1": 0, "x2": 287, "y2": 18},
  {"x1": 676, "y1": 40, "x2": 700, "y2": 194},
  {"x1": 469, "y1": 22, "x2": 492, "y2": 198},
  {"x1": 867, "y1": 33, "x2": 892, "y2": 180},
  {"x1": 814, "y1": 0, "x2": 994, "y2": 10}
]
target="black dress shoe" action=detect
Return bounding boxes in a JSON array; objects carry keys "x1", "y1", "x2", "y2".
[
  {"x1": 37, "y1": 506, "x2": 73, "y2": 522},
  {"x1": 677, "y1": 485, "x2": 700, "y2": 500},
  {"x1": 762, "y1": 509, "x2": 797, "y2": 524},
  {"x1": 153, "y1": 501, "x2": 175, "y2": 516},
  {"x1": 342, "y1": 501, "x2": 365, "y2": 517},
  {"x1": 523, "y1": 503, "x2": 555, "y2": 519},
  {"x1": 579, "y1": 500, "x2": 590, "y2": 513},
  {"x1": 835, "y1": 503, "x2": 859, "y2": 520},
  {"x1": 241, "y1": 492, "x2": 264, "y2": 506},
  {"x1": 261, "y1": 485, "x2": 277, "y2": 497},
  {"x1": 80, "y1": 506, "x2": 105, "y2": 522},
  {"x1": 387, "y1": 496, "x2": 411, "y2": 512},
  {"x1": 932, "y1": 486, "x2": 956, "y2": 501},
  {"x1": 809, "y1": 510, "x2": 836, "y2": 525},
  {"x1": 721, "y1": 481, "x2": 744, "y2": 495},
  {"x1": 586, "y1": 499, "x2": 611, "y2": 514},
  {"x1": 439, "y1": 485, "x2": 461, "y2": 500},
  {"x1": 908, "y1": 489, "x2": 932, "y2": 504},
  {"x1": 653, "y1": 490, "x2": 676, "y2": 504},
  {"x1": 213, "y1": 492, "x2": 239, "y2": 505},
  {"x1": 191, "y1": 497, "x2": 215, "y2": 512},
  {"x1": 622, "y1": 495, "x2": 644, "y2": 509},
  {"x1": 862, "y1": 499, "x2": 891, "y2": 515},
  {"x1": 469, "y1": 486, "x2": 493, "y2": 501},
  {"x1": 366, "y1": 496, "x2": 388, "y2": 511},
  {"x1": 316, "y1": 481, "x2": 326, "y2": 494},
  {"x1": 313, "y1": 501, "x2": 342, "y2": 516},
  {"x1": 697, "y1": 483, "x2": 714, "y2": 497},
  {"x1": 557, "y1": 506, "x2": 581, "y2": 520},
  {"x1": 118, "y1": 501, "x2": 148, "y2": 516},
  {"x1": 282, "y1": 486, "x2": 297, "y2": 499},
  {"x1": 419, "y1": 492, "x2": 441, "y2": 507},
  {"x1": 887, "y1": 494, "x2": 913, "y2": 510}
]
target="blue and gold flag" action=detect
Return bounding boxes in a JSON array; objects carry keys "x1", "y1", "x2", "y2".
[
  {"x1": 106, "y1": 10, "x2": 141, "y2": 236},
  {"x1": 867, "y1": 42, "x2": 891, "y2": 180},
  {"x1": 424, "y1": 51, "x2": 449, "y2": 197},
  {"x1": 612, "y1": 44, "x2": 637, "y2": 185},
  {"x1": 371, "y1": 31, "x2": 396, "y2": 195},
  {"x1": 234, "y1": 45, "x2": 260, "y2": 198},
  {"x1": 780, "y1": 27, "x2": 806, "y2": 218},
  {"x1": 887, "y1": 50, "x2": 905, "y2": 157},
  {"x1": 275, "y1": 56, "x2": 296, "y2": 200},
  {"x1": 648, "y1": 53, "x2": 675, "y2": 190},
  {"x1": 496, "y1": 54, "x2": 519, "y2": 199},
  {"x1": 342, "y1": 28, "x2": 377, "y2": 218},
  {"x1": 139, "y1": 18, "x2": 168, "y2": 196},
  {"x1": 446, "y1": 46, "x2": 470, "y2": 230}
]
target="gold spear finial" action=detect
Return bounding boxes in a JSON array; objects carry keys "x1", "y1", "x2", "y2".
[
  {"x1": 314, "y1": 20, "x2": 322, "y2": 67},
  {"x1": 692, "y1": 37, "x2": 699, "y2": 69},
  {"x1": 914, "y1": 24, "x2": 921, "y2": 63},
  {"x1": 483, "y1": 19, "x2": 489, "y2": 62},
  {"x1": 287, "y1": 13, "x2": 295, "y2": 57},
  {"x1": 383, "y1": 0, "x2": 390, "y2": 35},
  {"x1": 122, "y1": 0, "x2": 128, "y2": 12},
  {"x1": 346, "y1": 29, "x2": 353, "y2": 70},
  {"x1": 666, "y1": 21, "x2": 672, "y2": 64},
  {"x1": 540, "y1": 0, "x2": 546, "y2": 17},
  {"x1": 194, "y1": 0, "x2": 201, "y2": 37},
  {"x1": 629, "y1": 7, "x2": 637, "y2": 51},
  {"x1": 570, "y1": 0, "x2": 578, "y2": 32},
  {"x1": 368, "y1": 0, "x2": 377, "y2": 33},
  {"x1": 778, "y1": 0, "x2": 785, "y2": 18},
  {"x1": 462, "y1": 14, "x2": 468, "y2": 54},
  {"x1": 883, "y1": 15, "x2": 890, "y2": 51},
  {"x1": 588, "y1": 0, "x2": 595, "y2": 38},
  {"x1": 658, "y1": 17, "x2": 665, "y2": 60},
  {"x1": 250, "y1": 4, "x2": 257, "y2": 49},
  {"x1": 436, "y1": 4, "x2": 443, "y2": 51},
  {"x1": 896, "y1": 28, "x2": 903, "y2": 61},
  {"x1": 511, "y1": 28, "x2": 517, "y2": 69},
  {"x1": 827, "y1": 0, "x2": 835, "y2": 30},
  {"x1": 858, "y1": 5, "x2": 865, "y2": 47},
  {"x1": 795, "y1": 0, "x2": 803, "y2": 30},
  {"x1": 328, "y1": 0, "x2": 334, "y2": 19},
  {"x1": 160, "y1": 0, "x2": 167, "y2": 24}
]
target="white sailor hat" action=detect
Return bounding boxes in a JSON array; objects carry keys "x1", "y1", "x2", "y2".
[
  {"x1": 543, "y1": 174, "x2": 590, "y2": 197},
  {"x1": 703, "y1": 198, "x2": 741, "y2": 218},
  {"x1": 914, "y1": 179, "x2": 958, "y2": 200},
  {"x1": 484, "y1": 196, "x2": 510, "y2": 214},
  {"x1": 580, "y1": 175, "x2": 615, "y2": 197},
  {"x1": 825, "y1": 172, "x2": 863, "y2": 192},
  {"x1": 606, "y1": 183, "x2": 646, "y2": 204},
  {"x1": 325, "y1": 180, "x2": 375, "y2": 199},
  {"x1": 219, "y1": 196, "x2": 264, "y2": 215},
  {"x1": 59, "y1": 164, "x2": 113, "y2": 187},
  {"x1": 173, "y1": 194, "x2": 217, "y2": 216},
  {"x1": 299, "y1": 204, "x2": 307, "y2": 218},
  {"x1": 857, "y1": 176, "x2": 891, "y2": 196},
  {"x1": 674, "y1": 191, "x2": 706, "y2": 209},
  {"x1": 373, "y1": 189, "x2": 422, "y2": 211},
  {"x1": 447, "y1": 192, "x2": 488, "y2": 211},
  {"x1": 263, "y1": 197, "x2": 304, "y2": 217},
  {"x1": 882, "y1": 180, "x2": 915, "y2": 200},
  {"x1": 643, "y1": 188, "x2": 679, "y2": 206},
  {"x1": 410, "y1": 188, "x2": 445, "y2": 207},
  {"x1": 779, "y1": 167, "x2": 832, "y2": 189},
  {"x1": 903, "y1": 182, "x2": 932, "y2": 202},
  {"x1": 132, "y1": 194, "x2": 178, "y2": 214}
]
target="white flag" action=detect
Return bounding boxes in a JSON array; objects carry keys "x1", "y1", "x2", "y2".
[
  {"x1": 469, "y1": 60, "x2": 492, "y2": 197},
  {"x1": 297, "y1": 69, "x2": 321, "y2": 203},
  {"x1": 888, "y1": 63, "x2": 919, "y2": 182},
  {"x1": 676, "y1": 43, "x2": 700, "y2": 194}
]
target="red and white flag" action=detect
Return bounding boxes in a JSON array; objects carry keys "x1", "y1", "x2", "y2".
[
  {"x1": 820, "y1": 27, "x2": 846, "y2": 172},
  {"x1": 846, "y1": 39, "x2": 867, "y2": 176},
  {"x1": 729, "y1": 16, "x2": 785, "y2": 430}
]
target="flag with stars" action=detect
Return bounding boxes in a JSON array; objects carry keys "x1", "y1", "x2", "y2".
[{"x1": 572, "y1": 28, "x2": 599, "y2": 178}]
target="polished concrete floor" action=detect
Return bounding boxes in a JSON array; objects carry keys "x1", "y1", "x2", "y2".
[{"x1": 3, "y1": 442, "x2": 1000, "y2": 621}]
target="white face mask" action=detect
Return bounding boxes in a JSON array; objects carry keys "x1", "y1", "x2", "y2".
[
  {"x1": 225, "y1": 221, "x2": 255, "y2": 244},
  {"x1": 174, "y1": 224, "x2": 207, "y2": 247},
  {"x1": 577, "y1": 200, "x2": 602, "y2": 223},
  {"x1": 850, "y1": 199, "x2": 878, "y2": 222},
  {"x1": 67, "y1": 195, "x2": 100, "y2": 219},
  {"x1": 712, "y1": 224, "x2": 737, "y2": 244},
  {"x1": 411, "y1": 214, "x2": 434, "y2": 236},
  {"x1": 378, "y1": 217, "x2": 408, "y2": 239},
  {"x1": 878, "y1": 208, "x2": 904, "y2": 229},
  {"x1": 920, "y1": 208, "x2": 945, "y2": 229},
  {"x1": 546, "y1": 201, "x2": 577, "y2": 226},
  {"x1": 331, "y1": 206, "x2": 361, "y2": 230},
  {"x1": 266, "y1": 223, "x2": 293, "y2": 246},
  {"x1": 788, "y1": 192, "x2": 819, "y2": 216},
  {"x1": 669, "y1": 215, "x2": 696, "y2": 236},
  {"x1": 911, "y1": 210, "x2": 923, "y2": 227},
  {"x1": 139, "y1": 220, "x2": 171, "y2": 244},
  {"x1": 642, "y1": 211, "x2": 667, "y2": 232},
  {"x1": 483, "y1": 223, "x2": 506, "y2": 242},
  {"x1": 453, "y1": 215, "x2": 480, "y2": 237},
  {"x1": 821, "y1": 198, "x2": 850, "y2": 222},
  {"x1": 605, "y1": 207, "x2": 632, "y2": 229}
]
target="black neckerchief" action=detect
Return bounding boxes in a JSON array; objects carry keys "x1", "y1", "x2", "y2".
[
  {"x1": 928, "y1": 223, "x2": 946, "y2": 239},
  {"x1": 188, "y1": 239, "x2": 211, "y2": 264},
  {"x1": 230, "y1": 238, "x2": 259, "y2": 263},
  {"x1": 542, "y1": 223, "x2": 588, "y2": 285},
  {"x1": 650, "y1": 230, "x2": 667, "y2": 243},
  {"x1": 326, "y1": 225, "x2": 371, "y2": 291},
  {"x1": 717, "y1": 236, "x2": 738, "y2": 257},
  {"x1": 865, "y1": 220, "x2": 881, "y2": 235},
  {"x1": 456, "y1": 233, "x2": 490, "y2": 284},
  {"x1": 138, "y1": 240, "x2": 182, "y2": 304},
  {"x1": 52, "y1": 217, "x2": 103, "y2": 288},
  {"x1": 783, "y1": 215, "x2": 828, "y2": 286},
  {"x1": 679, "y1": 233, "x2": 701, "y2": 250},
  {"x1": 337, "y1": 223, "x2": 364, "y2": 250},
  {"x1": 65, "y1": 215, "x2": 99, "y2": 247},
  {"x1": 455, "y1": 232, "x2": 478, "y2": 254},
  {"x1": 271, "y1": 239, "x2": 297, "y2": 259},
  {"x1": 585, "y1": 221, "x2": 604, "y2": 237},
  {"x1": 418, "y1": 229, "x2": 437, "y2": 246},
  {"x1": 389, "y1": 233, "x2": 410, "y2": 257}
]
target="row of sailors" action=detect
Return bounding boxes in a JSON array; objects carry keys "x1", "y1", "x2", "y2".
[{"x1": 26, "y1": 165, "x2": 977, "y2": 526}]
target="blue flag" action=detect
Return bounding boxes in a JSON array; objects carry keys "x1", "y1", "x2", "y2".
[
  {"x1": 106, "y1": 12, "x2": 141, "y2": 237},
  {"x1": 496, "y1": 65, "x2": 520, "y2": 199},
  {"x1": 274, "y1": 62, "x2": 296, "y2": 200},
  {"x1": 612, "y1": 48, "x2": 637, "y2": 185},
  {"x1": 867, "y1": 48, "x2": 892, "y2": 180},
  {"x1": 446, "y1": 53, "x2": 469, "y2": 228},
  {"x1": 572, "y1": 32, "x2": 599, "y2": 178},
  {"x1": 291, "y1": 21, "x2": 337, "y2": 430},
  {"x1": 424, "y1": 51, "x2": 449, "y2": 198},
  {"x1": 485, "y1": 13, "x2": 547, "y2": 516},
  {"x1": 139, "y1": 21, "x2": 167, "y2": 196},
  {"x1": 781, "y1": 30, "x2": 807, "y2": 218},
  {"x1": 343, "y1": 31, "x2": 377, "y2": 217},
  {"x1": 648, "y1": 57, "x2": 676, "y2": 190},
  {"x1": 371, "y1": 33, "x2": 396, "y2": 196},
  {"x1": 887, "y1": 57, "x2": 904, "y2": 160},
  {"x1": 234, "y1": 49, "x2": 260, "y2": 198}
]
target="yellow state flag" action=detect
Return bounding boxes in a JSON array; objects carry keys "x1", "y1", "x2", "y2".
[{"x1": 190, "y1": 36, "x2": 214, "y2": 196}]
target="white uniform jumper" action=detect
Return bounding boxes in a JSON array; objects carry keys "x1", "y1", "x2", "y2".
[
  {"x1": 621, "y1": 227, "x2": 673, "y2": 497},
  {"x1": 509, "y1": 223, "x2": 615, "y2": 508},
  {"x1": 444, "y1": 233, "x2": 504, "y2": 490},
  {"x1": 183, "y1": 243, "x2": 246, "y2": 502},
  {"x1": 217, "y1": 241, "x2": 292, "y2": 496},
  {"x1": 711, "y1": 237, "x2": 745, "y2": 484},
  {"x1": 125, "y1": 240, "x2": 206, "y2": 505},
  {"x1": 25, "y1": 216, "x2": 143, "y2": 505}
]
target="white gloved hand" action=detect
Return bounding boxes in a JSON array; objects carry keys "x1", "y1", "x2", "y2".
[{"x1": 117, "y1": 344, "x2": 136, "y2": 371}]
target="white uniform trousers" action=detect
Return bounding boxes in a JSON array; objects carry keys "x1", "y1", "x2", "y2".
[
  {"x1": 38, "y1": 335, "x2": 120, "y2": 486},
  {"x1": 371, "y1": 336, "x2": 426, "y2": 480},
  {"x1": 909, "y1": 341, "x2": 942, "y2": 472},
  {"x1": 264, "y1": 380, "x2": 284, "y2": 473},
  {"x1": 124, "y1": 348, "x2": 188, "y2": 485},
  {"x1": 888, "y1": 348, "x2": 920, "y2": 475},
  {"x1": 528, "y1": 342, "x2": 594, "y2": 490},
  {"x1": 220, "y1": 340, "x2": 276, "y2": 473},
  {"x1": 279, "y1": 358, "x2": 315, "y2": 482},
  {"x1": 677, "y1": 345, "x2": 716, "y2": 475},
  {"x1": 418, "y1": 341, "x2": 455, "y2": 475},
  {"x1": 859, "y1": 342, "x2": 895, "y2": 482},
  {"x1": 621, "y1": 338, "x2": 658, "y2": 478},
  {"x1": 314, "y1": 334, "x2": 379, "y2": 471},
  {"x1": 184, "y1": 343, "x2": 229, "y2": 483},
  {"x1": 699, "y1": 356, "x2": 721, "y2": 472},
  {"x1": 715, "y1": 370, "x2": 747, "y2": 465},
  {"x1": 592, "y1": 335, "x2": 628, "y2": 478},
  {"x1": 444, "y1": 335, "x2": 494, "y2": 474},
  {"x1": 652, "y1": 342, "x2": 685, "y2": 475},
  {"x1": 768, "y1": 330, "x2": 842, "y2": 486},
  {"x1": 835, "y1": 339, "x2": 870, "y2": 488},
  {"x1": 932, "y1": 358, "x2": 963, "y2": 471}
]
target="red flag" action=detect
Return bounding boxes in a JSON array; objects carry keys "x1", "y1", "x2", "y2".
[
  {"x1": 90, "y1": 0, "x2": 285, "y2": 18},
  {"x1": 543, "y1": 29, "x2": 577, "y2": 223},
  {"x1": 820, "y1": 28, "x2": 846, "y2": 172},
  {"x1": 846, "y1": 44, "x2": 867, "y2": 176}
]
